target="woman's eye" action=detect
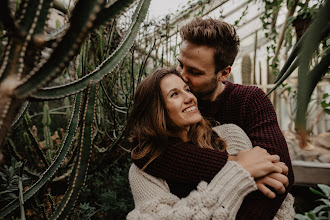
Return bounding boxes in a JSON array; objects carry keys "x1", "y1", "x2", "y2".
[
  {"x1": 186, "y1": 88, "x2": 191, "y2": 93},
  {"x1": 170, "y1": 92, "x2": 178, "y2": 97}
]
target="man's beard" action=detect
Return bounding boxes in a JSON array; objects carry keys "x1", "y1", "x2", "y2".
[{"x1": 191, "y1": 76, "x2": 218, "y2": 100}]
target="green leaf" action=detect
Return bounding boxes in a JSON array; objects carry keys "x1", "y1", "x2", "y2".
[
  {"x1": 306, "y1": 212, "x2": 316, "y2": 220},
  {"x1": 294, "y1": 213, "x2": 311, "y2": 220},
  {"x1": 310, "y1": 187, "x2": 327, "y2": 198},
  {"x1": 311, "y1": 204, "x2": 327, "y2": 213},
  {"x1": 326, "y1": 38, "x2": 330, "y2": 46},
  {"x1": 319, "y1": 198, "x2": 330, "y2": 207}
]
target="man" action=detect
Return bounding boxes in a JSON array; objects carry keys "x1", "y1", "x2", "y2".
[{"x1": 176, "y1": 17, "x2": 294, "y2": 219}]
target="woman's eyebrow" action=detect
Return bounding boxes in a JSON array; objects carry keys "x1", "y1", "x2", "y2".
[{"x1": 166, "y1": 88, "x2": 177, "y2": 96}]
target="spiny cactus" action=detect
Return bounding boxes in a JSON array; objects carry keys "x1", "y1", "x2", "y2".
[
  {"x1": 0, "y1": 0, "x2": 151, "y2": 147},
  {"x1": 241, "y1": 53, "x2": 252, "y2": 85},
  {"x1": 0, "y1": 0, "x2": 151, "y2": 218}
]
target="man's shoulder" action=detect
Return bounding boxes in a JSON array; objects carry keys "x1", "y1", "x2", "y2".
[{"x1": 225, "y1": 81, "x2": 265, "y2": 97}]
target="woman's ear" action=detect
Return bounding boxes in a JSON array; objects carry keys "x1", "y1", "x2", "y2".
[{"x1": 217, "y1": 66, "x2": 231, "y2": 82}]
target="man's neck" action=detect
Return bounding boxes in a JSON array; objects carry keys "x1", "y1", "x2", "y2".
[{"x1": 206, "y1": 81, "x2": 226, "y2": 102}]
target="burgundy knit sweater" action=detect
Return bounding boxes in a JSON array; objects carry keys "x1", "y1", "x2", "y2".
[{"x1": 133, "y1": 81, "x2": 294, "y2": 220}]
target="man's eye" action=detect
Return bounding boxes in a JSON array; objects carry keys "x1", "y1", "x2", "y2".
[
  {"x1": 177, "y1": 60, "x2": 183, "y2": 68},
  {"x1": 191, "y1": 72, "x2": 202, "y2": 76},
  {"x1": 170, "y1": 92, "x2": 178, "y2": 97}
]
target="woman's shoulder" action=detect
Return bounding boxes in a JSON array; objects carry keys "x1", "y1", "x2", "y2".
[{"x1": 212, "y1": 124, "x2": 253, "y2": 155}]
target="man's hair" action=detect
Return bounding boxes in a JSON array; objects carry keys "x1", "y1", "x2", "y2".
[
  {"x1": 126, "y1": 68, "x2": 226, "y2": 170},
  {"x1": 180, "y1": 17, "x2": 240, "y2": 73}
]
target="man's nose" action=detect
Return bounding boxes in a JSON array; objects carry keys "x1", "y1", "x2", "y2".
[{"x1": 180, "y1": 69, "x2": 189, "y2": 83}]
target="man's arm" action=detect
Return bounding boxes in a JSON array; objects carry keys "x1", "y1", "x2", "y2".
[
  {"x1": 133, "y1": 138, "x2": 229, "y2": 183},
  {"x1": 236, "y1": 87, "x2": 294, "y2": 220}
]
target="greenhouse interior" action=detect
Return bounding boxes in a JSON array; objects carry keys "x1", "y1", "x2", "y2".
[{"x1": 0, "y1": 0, "x2": 329, "y2": 219}]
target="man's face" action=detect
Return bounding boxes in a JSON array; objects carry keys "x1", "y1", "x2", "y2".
[{"x1": 176, "y1": 41, "x2": 219, "y2": 101}]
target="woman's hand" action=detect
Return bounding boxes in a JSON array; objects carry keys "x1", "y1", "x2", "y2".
[
  {"x1": 256, "y1": 162, "x2": 289, "y2": 198},
  {"x1": 234, "y1": 146, "x2": 282, "y2": 178}
]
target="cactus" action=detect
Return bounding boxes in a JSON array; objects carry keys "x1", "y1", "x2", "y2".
[
  {"x1": 42, "y1": 102, "x2": 53, "y2": 161},
  {"x1": 0, "y1": 0, "x2": 151, "y2": 217},
  {"x1": 241, "y1": 53, "x2": 252, "y2": 85},
  {"x1": 0, "y1": 0, "x2": 151, "y2": 147}
]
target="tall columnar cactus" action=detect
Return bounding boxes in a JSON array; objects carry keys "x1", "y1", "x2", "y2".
[
  {"x1": 241, "y1": 53, "x2": 252, "y2": 85},
  {"x1": 0, "y1": 0, "x2": 151, "y2": 217},
  {"x1": 0, "y1": 0, "x2": 151, "y2": 147}
]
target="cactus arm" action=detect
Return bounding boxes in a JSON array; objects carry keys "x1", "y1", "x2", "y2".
[
  {"x1": 0, "y1": 92, "x2": 82, "y2": 217},
  {"x1": 16, "y1": 0, "x2": 42, "y2": 32},
  {"x1": 15, "y1": 0, "x2": 106, "y2": 97},
  {"x1": 0, "y1": 96, "x2": 25, "y2": 148},
  {"x1": 42, "y1": 102, "x2": 53, "y2": 161},
  {"x1": 0, "y1": 0, "x2": 19, "y2": 33},
  {"x1": 11, "y1": 101, "x2": 30, "y2": 130},
  {"x1": 30, "y1": 0, "x2": 151, "y2": 100},
  {"x1": 49, "y1": 82, "x2": 96, "y2": 219},
  {"x1": 0, "y1": 40, "x2": 14, "y2": 82},
  {"x1": 93, "y1": 0, "x2": 136, "y2": 28},
  {"x1": 100, "y1": 81, "x2": 127, "y2": 111},
  {"x1": 22, "y1": 115, "x2": 49, "y2": 167},
  {"x1": 33, "y1": 0, "x2": 54, "y2": 35}
]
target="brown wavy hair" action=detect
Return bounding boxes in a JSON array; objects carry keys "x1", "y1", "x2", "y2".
[
  {"x1": 180, "y1": 17, "x2": 240, "y2": 73},
  {"x1": 126, "y1": 68, "x2": 226, "y2": 170}
]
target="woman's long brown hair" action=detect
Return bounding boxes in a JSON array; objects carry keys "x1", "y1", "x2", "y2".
[{"x1": 126, "y1": 68, "x2": 226, "y2": 170}]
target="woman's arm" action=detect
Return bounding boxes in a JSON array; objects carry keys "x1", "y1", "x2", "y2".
[{"x1": 128, "y1": 161, "x2": 257, "y2": 220}]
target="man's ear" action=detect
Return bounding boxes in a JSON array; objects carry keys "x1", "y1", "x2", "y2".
[{"x1": 217, "y1": 66, "x2": 231, "y2": 82}]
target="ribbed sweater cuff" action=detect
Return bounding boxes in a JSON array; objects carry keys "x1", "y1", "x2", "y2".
[{"x1": 207, "y1": 161, "x2": 257, "y2": 219}]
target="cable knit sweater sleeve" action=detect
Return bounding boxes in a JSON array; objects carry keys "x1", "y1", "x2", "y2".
[{"x1": 127, "y1": 161, "x2": 257, "y2": 220}]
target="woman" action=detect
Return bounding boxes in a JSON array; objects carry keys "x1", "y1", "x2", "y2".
[{"x1": 126, "y1": 68, "x2": 294, "y2": 219}]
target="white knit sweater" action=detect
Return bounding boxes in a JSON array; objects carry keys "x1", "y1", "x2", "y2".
[{"x1": 127, "y1": 124, "x2": 295, "y2": 220}]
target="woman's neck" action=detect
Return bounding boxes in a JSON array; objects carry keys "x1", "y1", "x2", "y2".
[{"x1": 177, "y1": 129, "x2": 190, "y2": 142}]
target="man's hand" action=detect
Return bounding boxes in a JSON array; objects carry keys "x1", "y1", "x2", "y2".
[
  {"x1": 234, "y1": 147, "x2": 282, "y2": 178},
  {"x1": 256, "y1": 162, "x2": 289, "y2": 199}
]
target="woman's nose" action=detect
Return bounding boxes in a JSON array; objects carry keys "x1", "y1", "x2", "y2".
[{"x1": 183, "y1": 92, "x2": 194, "y2": 103}]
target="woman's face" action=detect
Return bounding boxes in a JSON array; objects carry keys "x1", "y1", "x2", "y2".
[{"x1": 160, "y1": 74, "x2": 202, "y2": 131}]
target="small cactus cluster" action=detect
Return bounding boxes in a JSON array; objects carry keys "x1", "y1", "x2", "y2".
[{"x1": 0, "y1": 0, "x2": 151, "y2": 218}]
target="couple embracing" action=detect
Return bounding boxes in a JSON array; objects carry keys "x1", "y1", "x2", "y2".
[{"x1": 126, "y1": 18, "x2": 295, "y2": 220}]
